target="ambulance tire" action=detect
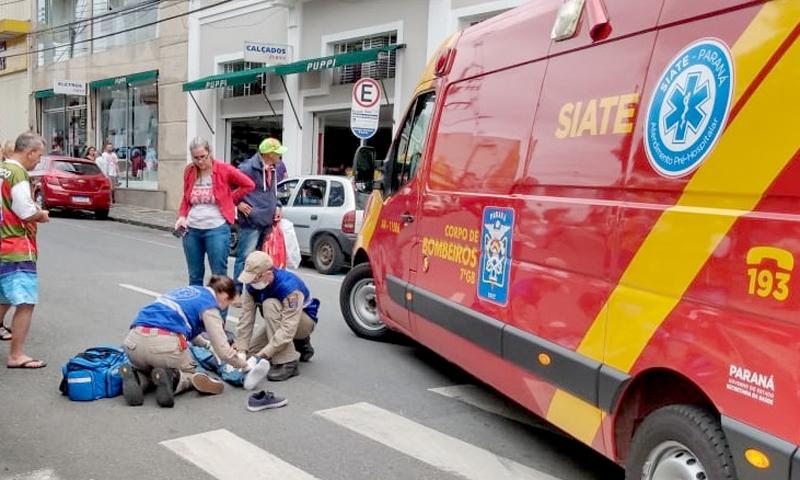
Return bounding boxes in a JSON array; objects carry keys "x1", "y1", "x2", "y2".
[
  {"x1": 627, "y1": 405, "x2": 737, "y2": 480},
  {"x1": 312, "y1": 234, "x2": 343, "y2": 275},
  {"x1": 340, "y1": 262, "x2": 389, "y2": 340}
]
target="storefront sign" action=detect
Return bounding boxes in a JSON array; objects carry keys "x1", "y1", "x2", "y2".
[
  {"x1": 351, "y1": 77, "x2": 382, "y2": 140},
  {"x1": 90, "y1": 70, "x2": 159, "y2": 90},
  {"x1": 244, "y1": 42, "x2": 292, "y2": 65},
  {"x1": 54, "y1": 80, "x2": 86, "y2": 96}
]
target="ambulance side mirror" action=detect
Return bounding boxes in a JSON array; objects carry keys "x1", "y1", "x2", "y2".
[{"x1": 353, "y1": 146, "x2": 381, "y2": 194}]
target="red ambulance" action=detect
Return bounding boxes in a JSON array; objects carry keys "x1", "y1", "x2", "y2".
[{"x1": 339, "y1": 1, "x2": 800, "y2": 478}]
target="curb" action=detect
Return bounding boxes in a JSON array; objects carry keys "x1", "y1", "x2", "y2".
[{"x1": 108, "y1": 215, "x2": 173, "y2": 233}]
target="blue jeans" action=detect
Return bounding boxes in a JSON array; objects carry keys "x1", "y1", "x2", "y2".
[
  {"x1": 233, "y1": 225, "x2": 269, "y2": 293},
  {"x1": 182, "y1": 223, "x2": 231, "y2": 286}
]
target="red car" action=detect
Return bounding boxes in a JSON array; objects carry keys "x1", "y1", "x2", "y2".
[{"x1": 30, "y1": 156, "x2": 112, "y2": 219}]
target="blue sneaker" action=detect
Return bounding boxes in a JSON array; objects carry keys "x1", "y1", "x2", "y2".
[{"x1": 247, "y1": 390, "x2": 288, "y2": 411}]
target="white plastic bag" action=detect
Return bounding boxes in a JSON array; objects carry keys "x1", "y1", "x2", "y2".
[{"x1": 280, "y1": 218, "x2": 301, "y2": 270}]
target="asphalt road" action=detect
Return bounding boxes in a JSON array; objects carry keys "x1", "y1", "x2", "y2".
[{"x1": 0, "y1": 214, "x2": 624, "y2": 480}]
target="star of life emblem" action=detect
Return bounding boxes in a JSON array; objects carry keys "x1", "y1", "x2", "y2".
[{"x1": 645, "y1": 38, "x2": 734, "y2": 177}]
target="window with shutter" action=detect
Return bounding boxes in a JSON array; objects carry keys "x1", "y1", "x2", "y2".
[
  {"x1": 220, "y1": 60, "x2": 269, "y2": 98},
  {"x1": 332, "y1": 33, "x2": 397, "y2": 86}
]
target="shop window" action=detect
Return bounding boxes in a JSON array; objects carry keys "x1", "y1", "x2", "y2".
[
  {"x1": 96, "y1": 77, "x2": 159, "y2": 190},
  {"x1": 92, "y1": 0, "x2": 157, "y2": 52},
  {"x1": 40, "y1": 94, "x2": 87, "y2": 158},
  {"x1": 227, "y1": 115, "x2": 282, "y2": 168},
  {"x1": 221, "y1": 60, "x2": 268, "y2": 98},
  {"x1": 332, "y1": 33, "x2": 397, "y2": 85},
  {"x1": 35, "y1": 0, "x2": 157, "y2": 65},
  {"x1": 0, "y1": 41, "x2": 6, "y2": 71}
]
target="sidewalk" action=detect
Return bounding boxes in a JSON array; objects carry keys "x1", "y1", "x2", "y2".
[{"x1": 109, "y1": 203, "x2": 176, "y2": 232}]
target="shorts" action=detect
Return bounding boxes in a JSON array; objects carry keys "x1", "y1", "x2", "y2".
[{"x1": 0, "y1": 262, "x2": 38, "y2": 305}]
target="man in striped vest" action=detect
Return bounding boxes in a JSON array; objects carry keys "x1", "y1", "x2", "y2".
[{"x1": 0, "y1": 132, "x2": 49, "y2": 369}]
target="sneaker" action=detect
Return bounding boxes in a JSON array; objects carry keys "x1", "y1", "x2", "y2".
[
  {"x1": 247, "y1": 390, "x2": 288, "y2": 411},
  {"x1": 151, "y1": 367, "x2": 175, "y2": 408},
  {"x1": 192, "y1": 372, "x2": 224, "y2": 395},
  {"x1": 244, "y1": 358, "x2": 270, "y2": 390},
  {"x1": 266, "y1": 360, "x2": 299, "y2": 382},
  {"x1": 119, "y1": 363, "x2": 143, "y2": 406},
  {"x1": 294, "y1": 337, "x2": 315, "y2": 362}
]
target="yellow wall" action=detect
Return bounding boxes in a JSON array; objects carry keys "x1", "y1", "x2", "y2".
[{"x1": 0, "y1": 36, "x2": 27, "y2": 76}]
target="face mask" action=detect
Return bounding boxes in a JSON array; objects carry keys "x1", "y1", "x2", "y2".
[{"x1": 251, "y1": 281, "x2": 268, "y2": 290}]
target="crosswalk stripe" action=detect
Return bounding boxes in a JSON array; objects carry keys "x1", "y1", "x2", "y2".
[
  {"x1": 315, "y1": 402, "x2": 563, "y2": 480},
  {"x1": 160, "y1": 429, "x2": 320, "y2": 480},
  {"x1": 1, "y1": 469, "x2": 60, "y2": 480},
  {"x1": 119, "y1": 283, "x2": 161, "y2": 298},
  {"x1": 428, "y1": 384, "x2": 549, "y2": 429}
]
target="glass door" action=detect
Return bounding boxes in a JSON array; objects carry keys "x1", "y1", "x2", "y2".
[{"x1": 128, "y1": 81, "x2": 158, "y2": 189}]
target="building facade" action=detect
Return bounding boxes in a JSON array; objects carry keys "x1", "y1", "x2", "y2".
[
  {"x1": 29, "y1": 0, "x2": 188, "y2": 209},
  {"x1": 21, "y1": 0, "x2": 525, "y2": 211},
  {"x1": 184, "y1": 0, "x2": 526, "y2": 211},
  {"x1": 0, "y1": 0, "x2": 32, "y2": 143}
]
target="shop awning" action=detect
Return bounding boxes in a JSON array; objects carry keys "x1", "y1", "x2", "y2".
[
  {"x1": 34, "y1": 89, "x2": 55, "y2": 100},
  {"x1": 90, "y1": 70, "x2": 159, "y2": 90},
  {"x1": 182, "y1": 44, "x2": 404, "y2": 92}
]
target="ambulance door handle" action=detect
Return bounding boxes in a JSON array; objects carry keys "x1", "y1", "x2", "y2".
[
  {"x1": 400, "y1": 213, "x2": 414, "y2": 224},
  {"x1": 310, "y1": 215, "x2": 318, "y2": 220}
]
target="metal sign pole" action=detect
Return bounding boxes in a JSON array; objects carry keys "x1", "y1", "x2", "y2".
[
  {"x1": 188, "y1": 91, "x2": 215, "y2": 136},
  {"x1": 279, "y1": 76, "x2": 302, "y2": 130}
]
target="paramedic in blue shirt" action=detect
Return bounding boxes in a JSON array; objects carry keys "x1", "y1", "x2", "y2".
[
  {"x1": 119, "y1": 275, "x2": 249, "y2": 407},
  {"x1": 233, "y1": 138, "x2": 287, "y2": 296},
  {"x1": 235, "y1": 251, "x2": 318, "y2": 381}
]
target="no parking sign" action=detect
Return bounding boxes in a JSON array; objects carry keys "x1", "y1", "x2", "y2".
[{"x1": 350, "y1": 77, "x2": 382, "y2": 140}]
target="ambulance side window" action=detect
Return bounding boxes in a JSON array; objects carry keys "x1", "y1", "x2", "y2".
[{"x1": 390, "y1": 91, "x2": 436, "y2": 192}]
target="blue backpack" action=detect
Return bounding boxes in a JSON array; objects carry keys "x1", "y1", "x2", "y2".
[{"x1": 59, "y1": 346, "x2": 128, "y2": 401}]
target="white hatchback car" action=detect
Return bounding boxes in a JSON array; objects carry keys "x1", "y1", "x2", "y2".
[{"x1": 277, "y1": 175, "x2": 365, "y2": 274}]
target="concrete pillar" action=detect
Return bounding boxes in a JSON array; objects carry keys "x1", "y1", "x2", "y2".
[{"x1": 282, "y1": 0, "x2": 303, "y2": 178}]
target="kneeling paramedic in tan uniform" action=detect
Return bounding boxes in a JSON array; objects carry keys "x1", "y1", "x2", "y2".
[
  {"x1": 235, "y1": 252, "x2": 319, "y2": 382},
  {"x1": 120, "y1": 275, "x2": 249, "y2": 407}
]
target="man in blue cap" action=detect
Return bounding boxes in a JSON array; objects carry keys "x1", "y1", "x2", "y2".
[{"x1": 233, "y1": 137, "x2": 288, "y2": 297}]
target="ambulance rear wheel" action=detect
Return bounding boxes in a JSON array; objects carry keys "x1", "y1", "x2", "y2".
[
  {"x1": 340, "y1": 262, "x2": 389, "y2": 340},
  {"x1": 627, "y1": 405, "x2": 737, "y2": 480}
]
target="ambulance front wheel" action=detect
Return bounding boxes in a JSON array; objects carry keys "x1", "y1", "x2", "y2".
[
  {"x1": 340, "y1": 262, "x2": 389, "y2": 340},
  {"x1": 627, "y1": 405, "x2": 737, "y2": 480}
]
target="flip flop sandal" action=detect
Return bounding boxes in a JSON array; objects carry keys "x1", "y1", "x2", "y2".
[
  {"x1": 0, "y1": 325, "x2": 12, "y2": 341},
  {"x1": 7, "y1": 359, "x2": 47, "y2": 369}
]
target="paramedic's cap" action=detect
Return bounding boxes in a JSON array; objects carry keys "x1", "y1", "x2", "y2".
[
  {"x1": 259, "y1": 138, "x2": 288, "y2": 155},
  {"x1": 238, "y1": 251, "x2": 274, "y2": 284}
]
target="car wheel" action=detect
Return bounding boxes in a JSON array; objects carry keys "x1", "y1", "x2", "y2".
[
  {"x1": 339, "y1": 262, "x2": 389, "y2": 339},
  {"x1": 95, "y1": 209, "x2": 109, "y2": 220},
  {"x1": 627, "y1": 405, "x2": 737, "y2": 480},
  {"x1": 312, "y1": 234, "x2": 343, "y2": 274}
]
